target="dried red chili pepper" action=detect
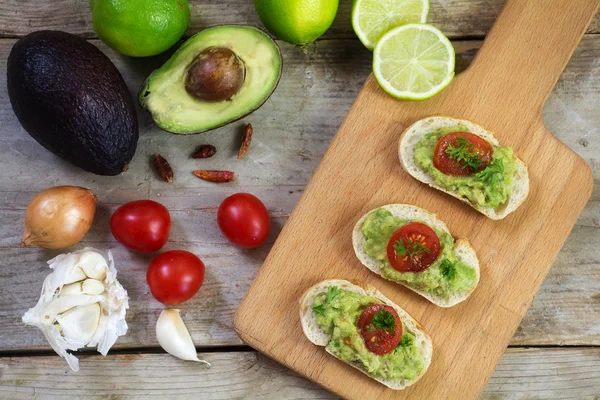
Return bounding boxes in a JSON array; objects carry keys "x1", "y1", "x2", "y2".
[
  {"x1": 193, "y1": 170, "x2": 235, "y2": 183},
  {"x1": 237, "y1": 123, "x2": 253, "y2": 159},
  {"x1": 154, "y1": 154, "x2": 173, "y2": 182},
  {"x1": 192, "y1": 145, "x2": 217, "y2": 159}
]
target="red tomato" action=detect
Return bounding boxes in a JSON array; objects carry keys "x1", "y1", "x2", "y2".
[
  {"x1": 217, "y1": 193, "x2": 270, "y2": 248},
  {"x1": 433, "y1": 132, "x2": 493, "y2": 176},
  {"x1": 110, "y1": 200, "x2": 171, "y2": 253},
  {"x1": 146, "y1": 250, "x2": 205, "y2": 305},
  {"x1": 386, "y1": 222, "x2": 440, "y2": 273},
  {"x1": 357, "y1": 304, "x2": 402, "y2": 355}
]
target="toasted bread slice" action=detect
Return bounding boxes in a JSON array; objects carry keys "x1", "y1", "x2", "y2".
[
  {"x1": 399, "y1": 116, "x2": 529, "y2": 219},
  {"x1": 299, "y1": 279, "x2": 432, "y2": 390},
  {"x1": 352, "y1": 204, "x2": 480, "y2": 307}
]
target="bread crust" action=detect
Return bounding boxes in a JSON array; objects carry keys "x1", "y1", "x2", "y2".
[
  {"x1": 352, "y1": 204, "x2": 480, "y2": 307},
  {"x1": 398, "y1": 116, "x2": 529, "y2": 219},
  {"x1": 299, "y1": 279, "x2": 433, "y2": 390}
]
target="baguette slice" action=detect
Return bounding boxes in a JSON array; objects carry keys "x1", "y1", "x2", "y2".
[
  {"x1": 299, "y1": 279, "x2": 433, "y2": 390},
  {"x1": 399, "y1": 116, "x2": 529, "y2": 219},
  {"x1": 353, "y1": 204, "x2": 480, "y2": 307}
]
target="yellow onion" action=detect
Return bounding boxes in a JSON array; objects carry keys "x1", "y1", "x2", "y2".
[{"x1": 22, "y1": 186, "x2": 97, "y2": 249}]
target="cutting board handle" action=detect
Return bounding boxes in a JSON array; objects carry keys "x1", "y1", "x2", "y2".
[{"x1": 463, "y1": 0, "x2": 599, "y2": 117}]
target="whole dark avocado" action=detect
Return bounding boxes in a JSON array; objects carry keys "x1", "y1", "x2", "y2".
[{"x1": 7, "y1": 30, "x2": 138, "y2": 175}]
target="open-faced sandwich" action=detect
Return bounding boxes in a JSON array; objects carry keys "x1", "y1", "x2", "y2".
[
  {"x1": 353, "y1": 204, "x2": 480, "y2": 307},
  {"x1": 300, "y1": 279, "x2": 432, "y2": 390},
  {"x1": 399, "y1": 116, "x2": 529, "y2": 219}
]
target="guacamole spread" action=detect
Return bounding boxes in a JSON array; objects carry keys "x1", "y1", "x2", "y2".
[
  {"x1": 312, "y1": 286, "x2": 424, "y2": 381},
  {"x1": 362, "y1": 209, "x2": 476, "y2": 299},
  {"x1": 413, "y1": 125, "x2": 518, "y2": 208}
]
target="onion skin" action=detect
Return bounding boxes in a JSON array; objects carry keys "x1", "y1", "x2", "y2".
[{"x1": 22, "y1": 186, "x2": 97, "y2": 249}]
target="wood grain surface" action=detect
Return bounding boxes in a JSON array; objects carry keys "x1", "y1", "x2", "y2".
[
  {"x1": 235, "y1": 0, "x2": 599, "y2": 398},
  {"x1": 0, "y1": 0, "x2": 598, "y2": 39},
  {"x1": 1, "y1": 348, "x2": 599, "y2": 399},
  {"x1": 0, "y1": 0, "x2": 599, "y2": 398}
]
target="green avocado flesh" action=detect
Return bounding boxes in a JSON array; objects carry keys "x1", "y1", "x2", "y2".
[
  {"x1": 413, "y1": 125, "x2": 518, "y2": 208},
  {"x1": 312, "y1": 287, "x2": 424, "y2": 381},
  {"x1": 361, "y1": 209, "x2": 477, "y2": 299},
  {"x1": 140, "y1": 26, "x2": 282, "y2": 134}
]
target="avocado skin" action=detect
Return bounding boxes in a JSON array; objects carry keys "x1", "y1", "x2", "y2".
[{"x1": 7, "y1": 30, "x2": 138, "y2": 175}]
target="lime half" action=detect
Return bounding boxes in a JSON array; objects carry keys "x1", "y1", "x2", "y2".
[
  {"x1": 352, "y1": 0, "x2": 429, "y2": 50},
  {"x1": 373, "y1": 24, "x2": 455, "y2": 101}
]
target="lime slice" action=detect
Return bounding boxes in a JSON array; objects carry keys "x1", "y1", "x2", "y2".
[
  {"x1": 352, "y1": 0, "x2": 429, "y2": 50},
  {"x1": 373, "y1": 24, "x2": 455, "y2": 101}
]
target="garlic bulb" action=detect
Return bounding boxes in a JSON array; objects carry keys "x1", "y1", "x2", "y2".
[
  {"x1": 156, "y1": 309, "x2": 210, "y2": 366},
  {"x1": 22, "y1": 248, "x2": 129, "y2": 372}
]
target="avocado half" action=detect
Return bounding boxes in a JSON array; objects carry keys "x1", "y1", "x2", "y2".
[{"x1": 139, "y1": 25, "x2": 282, "y2": 134}]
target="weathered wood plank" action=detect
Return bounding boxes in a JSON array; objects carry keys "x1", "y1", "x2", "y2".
[
  {"x1": 0, "y1": 1, "x2": 598, "y2": 39},
  {"x1": 0, "y1": 36, "x2": 598, "y2": 351},
  {"x1": 0, "y1": 348, "x2": 599, "y2": 399}
]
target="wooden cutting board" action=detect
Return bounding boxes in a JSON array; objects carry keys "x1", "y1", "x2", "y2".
[{"x1": 235, "y1": 0, "x2": 599, "y2": 398}]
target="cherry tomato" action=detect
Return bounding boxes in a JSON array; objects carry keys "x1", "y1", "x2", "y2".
[
  {"x1": 356, "y1": 304, "x2": 402, "y2": 355},
  {"x1": 433, "y1": 132, "x2": 493, "y2": 176},
  {"x1": 146, "y1": 250, "x2": 205, "y2": 305},
  {"x1": 217, "y1": 193, "x2": 270, "y2": 248},
  {"x1": 110, "y1": 200, "x2": 171, "y2": 253},
  {"x1": 386, "y1": 222, "x2": 440, "y2": 273}
]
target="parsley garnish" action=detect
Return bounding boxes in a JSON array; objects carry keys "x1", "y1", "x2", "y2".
[
  {"x1": 393, "y1": 239, "x2": 407, "y2": 257},
  {"x1": 371, "y1": 308, "x2": 396, "y2": 333},
  {"x1": 312, "y1": 304, "x2": 326, "y2": 315},
  {"x1": 312, "y1": 286, "x2": 341, "y2": 316},
  {"x1": 398, "y1": 334, "x2": 413, "y2": 348},
  {"x1": 326, "y1": 286, "x2": 342, "y2": 303},
  {"x1": 408, "y1": 240, "x2": 430, "y2": 257},
  {"x1": 475, "y1": 157, "x2": 505, "y2": 186},
  {"x1": 393, "y1": 239, "x2": 430, "y2": 261},
  {"x1": 440, "y1": 259, "x2": 456, "y2": 281},
  {"x1": 445, "y1": 136, "x2": 482, "y2": 171}
]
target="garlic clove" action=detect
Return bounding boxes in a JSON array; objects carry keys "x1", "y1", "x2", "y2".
[
  {"x1": 78, "y1": 251, "x2": 107, "y2": 281},
  {"x1": 63, "y1": 267, "x2": 87, "y2": 285},
  {"x1": 156, "y1": 309, "x2": 210, "y2": 366},
  {"x1": 60, "y1": 282, "x2": 83, "y2": 297},
  {"x1": 60, "y1": 253, "x2": 88, "y2": 284},
  {"x1": 41, "y1": 294, "x2": 105, "y2": 325},
  {"x1": 56, "y1": 303, "x2": 101, "y2": 343},
  {"x1": 82, "y1": 279, "x2": 105, "y2": 295}
]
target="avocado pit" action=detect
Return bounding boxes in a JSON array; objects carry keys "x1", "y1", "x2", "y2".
[{"x1": 185, "y1": 47, "x2": 245, "y2": 102}]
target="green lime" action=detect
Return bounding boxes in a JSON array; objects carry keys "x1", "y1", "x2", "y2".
[
  {"x1": 91, "y1": 0, "x2": 190, "y2": 57},
  {"x1": 352, "y1": 0, "x2": 429, "y2": 50},
  {"x1": 373, "y1": 24, "x2": 455, "y2": 101},
  {"x1": 254, "y1": 0, "x2": 339, "y2": 44}
]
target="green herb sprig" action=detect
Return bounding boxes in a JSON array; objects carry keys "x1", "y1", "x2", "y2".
[
  {"x1": 475, "y1": 157, "x2": 505, "y2": 186},
  {"x1": 440, "y1": 259, "x2": 456, "y2": 281},
  {"x1": 445, "y1": 136, "x2": 482, "y2": 170},
  {"x1": 312, "y1": 286, "x2": 342, "y2": 315},
  {"x1": 312, "y1": 304, "x2": 326, "y2": 314},
  {"x1": 326, "y1": 286, "x2": 342, "y2": 303},
  {"x1": 398, "y1": 334, "x2": 413, "y2": 348},
  {"x1": 371, "y1": 308, "x2": 396, "y2": 333},
  {"x1": 394, "y1": 239, "x2": 431, "y2": 261}
]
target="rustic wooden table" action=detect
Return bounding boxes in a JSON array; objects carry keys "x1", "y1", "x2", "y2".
[{"x1": 0, "y1": 2, "x2": 599, "y2": 399}]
